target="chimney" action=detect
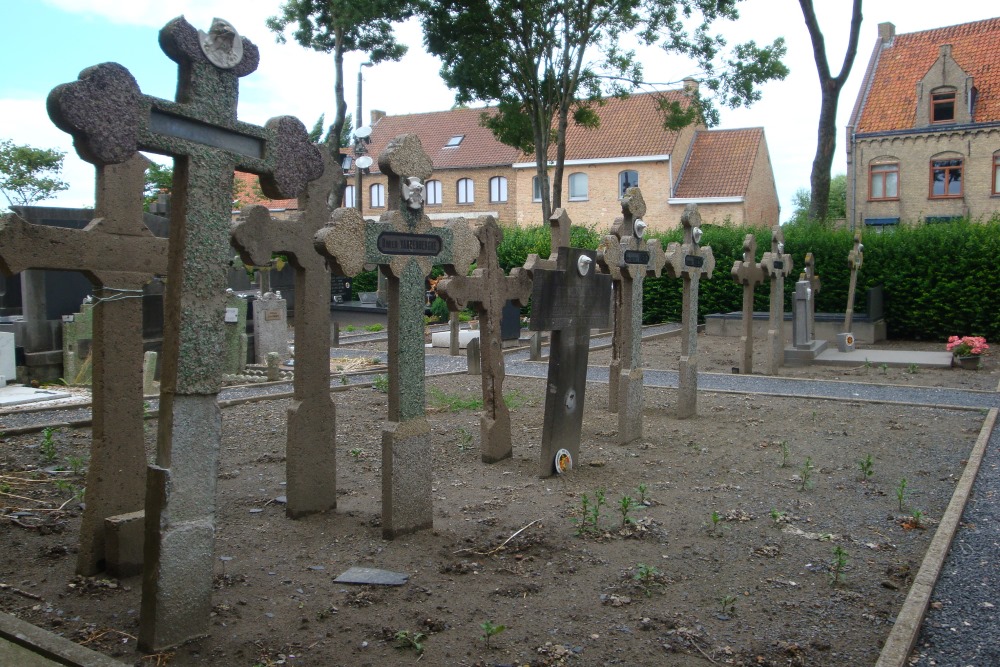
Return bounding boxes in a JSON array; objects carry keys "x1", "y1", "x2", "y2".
[
  {"x1": 940, "y1": 43, "x2": 952, "y2": 57},
  {"x1": 682, "y1": 77, "x2": 698, "y2": 94},
  {"x1": 370, "y1": 110, "x2": 386, "y2": 125},
  {"x1": 878, "y1": 22, "x2": 895, "y2": 43}
]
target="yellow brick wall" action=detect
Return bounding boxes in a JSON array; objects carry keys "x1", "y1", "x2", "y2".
[{"x1": 358, "y1": 166, "x2": 518, "y2": 223}]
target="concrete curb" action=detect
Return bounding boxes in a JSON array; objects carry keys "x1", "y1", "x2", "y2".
[
  {"x1": 0, "y1": 610, "x2": 126, "y2": 666},
  {"x1": 874, "y1": 407, "x2": 998, "y2": 667}
]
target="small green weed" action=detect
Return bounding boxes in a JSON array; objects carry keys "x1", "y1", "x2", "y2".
[
  {"x1": 907, "y1": 363, "x2": 919, "y2": 374},
  {"x1": 343, "y1": 325, "x2": 356, "y2": 332},
  {"x1": 618, "y1": 494, "x2": 637, "y2": 527},
  {"x1": 896, "y1": 478, "x2": 908, "y2": 511},
  {"x1": 364, "y1": 323, "x2": 384, "y2": 332},
  {"x1": 858, "y1": 454, "x2": 874, "y2": 481},
  {"x1": 480, "y1": 620, "x2": 506, "y2": 648},
  {"x1": 709, "y1": 510, "x2": 723, "y2": 536},
  {"x1": 910, "y1": 508, "x2": 924, "y2": 528},
  {"x1": 778, "y1": 441, "x2": 790, "y2": 468},
  {"x1": 394, "y1": 630, "x2": 426, "y2": 654},
  {"x1": 799, "y1": 457, "x2": 815, "y2": 491},
  {"x1": 863, "y1": 358, "x2": 871, "y2": 370},
  {"x1": 39, "y1": 427, "x2": 59, "y2": 464},
  {"x1": 719, "y1": 594, "x2": 737, "y2": 616},
  {"x1": 349, "y1": 448, "x2": 364, "y2": 459},
  {"x1": 339, "y1": 374, "x2": 349, "y2": 386},
  {"x1": 633, "y1": 563, "x2": 664, "y2": 596},
  {"x1": 830, "y1": 545, "x2": 848, "y2": 586},
  {"x1": 372, "y1": 374, "x2": 389, "y2": 393},
  {"x1": 636, "y1": 483, "x2": 649, "y2": 505},
  {"x1": 880, "y1": 363, "x2": 888, "y2": 374},
  {"x1": 429, "y1": 387, "x2": 483, "y2": 412},
  {"x1": 456, "y1": 427, "x2": 474, "y2": 452},
  {"x1": 573, "y1": 488, "x2": 606, "y2": 536},
  {"x1": 502, "y1": 390, "x2": 527, "y2": 410},
  {"x1": 67, "y1": 455, "x2": 87, "y2": 476},
  {"x1": 769, "y1": 508, "x2": 786, "y2": 526}
]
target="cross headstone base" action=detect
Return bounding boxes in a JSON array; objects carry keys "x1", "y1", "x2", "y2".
[
  {"x1": 618, "y1": 367, "x2": 644, "y2": 441},
  {"x1": 381, "y1": 418, "x2": 433, "y2": 539},
  {"x1": 677, "y1": 358, "x2": 697, "y2": 418}
]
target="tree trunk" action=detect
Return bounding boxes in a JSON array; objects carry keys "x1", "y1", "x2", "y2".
[{"x1": 329, "y1": 27, "x2": 348, "y2": 206}]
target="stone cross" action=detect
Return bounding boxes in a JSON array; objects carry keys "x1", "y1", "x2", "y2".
[
  {"x1": 524, "y1": 208, "x2": 572, "y2": 273},
  {"x1": 844, "y1": 233, "x2": 864, "y2": 332},
  {"x1": 729, "y1": 233, "x2": 765, "y2": 374},
  {"x1": 0, "y1": 155, "x2": 167, "y2": 577},
  {"x1": 792, "y1": 278, "x2": 812, "y2": 347},
  {"x1": 435, "y1": 216, "x2": 531, "y2": 463},
  {"x1": 803, "y1": 252, "x2": 821, "y2": 341},
  {"x1": 528, "y1": 220, "x2": 611, "y2": 477},
  {"x1": 317, "y1": 133, "x2": 476, "y2": 538},
  {"x1": 662, "y1": 204, "x2": 715, "y2": 419},
  {"x1": 759, "y1": 225, "x2": 793, "y2": 375},
  {"x1": 596, "y1": 187, "x2": 665, "y2": 444},
  {"x1": 232, "y1": 150, "x2": 351, "y2": 518},
  {"x1": 47, "y1": 17, "x2": 323, "y2": 652}
]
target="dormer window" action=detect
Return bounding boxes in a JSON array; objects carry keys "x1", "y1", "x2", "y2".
[
  {"x1": 931, "y1": 89, "x2": 956, "y2": 123},
  {"x1": 445, "y1": 135, "x2": 464, "y2": 148}
]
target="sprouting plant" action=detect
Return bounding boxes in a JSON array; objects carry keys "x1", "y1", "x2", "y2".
[
  {"x1": 343, "y1": 324, "x2": 356, "y2": 332},
  {"x1": 778, "y1": 441, "x2": 790, "y2": 468},
  {"x1": 896, "y1": 478, "x2": 908, "y2": 511},
  {"x1": 0, "y1": 482, "x2": 11, "y2": 494},
  {"x1": 719, "y1": 595, "x2": 737, "y2": 616},
  {"x1": 349, "y1": 448, "x2": 363, "y2": 459},
  {"x1": 907, "y1": 363, "x2": 919, "y2": 374},
  {"x1": 593, "y1": 488, "x2": 607, "y2": 526},
  {"x1": 709, "y1": 510, "x2": 723, "y2": 536},
  {"x1": 858, "y1": 454, "x2": 874, "y2": 481},
  {"x1": 636, "y1": 483, "x2": 649, "y2": 505},
  {"x1": 633, "y1": 563, "x2": 664, "y2": 596},
  {"x1": 769, "y1": 508, "x2": 786, "y2": 526},
  {"x1": 573, "y1": 493, "x2": 593, "y2": 536},
  {"x1": 573, "y1": 489, "x2": 606, "y2": 536},
  {"x1": 366, "y1": 357, "x2": 381, "y2": 366},
  {"x1": 480, "y1": 620, "x2": 506, "y2": 649},
  {"x1": 830, "y1": 545, "x2": 848, "y2": 586},
  {"x1": 618, "y1": 494, "x2": 637, "y2": 527},
  {"x1": 372, "y1": 374, "x2": 389, "y2": 393},
  {"x1": 863, "y1": 358, "x2": 871, "y2": 370},
  {"x1": 67, "y1": 455, "x2": 86, "y2": 476},
  {"x1": 394, "y1": 630, "x2": 426, "y2": 654},
  {"x1": 502, "y1": 390, "x2": 527, "y2": 410},
  {"x1": 339, "y1": 374, "x2": 349, "y2": 386},
  {"x1": 364, "y1": 323, "x2": 384, "y2": 332},
  {"x1": 54, "y1": 479, "x2": 73, "y2": 494},
  {"x1": 911, "y1": 508, "x2": 924, "y2": 528},
  {"x1": 39, "y1": 427, "x2": 59, "y2": 464},
  {"x1": 799, "y1": 457, "x2": 815, "y2": 491},
  {"x1": 456, "y1": 428, "x2": 473, "y2": 452},
  {"x1": 880, "y1": 363, "x2": 888, "y2": 375}
]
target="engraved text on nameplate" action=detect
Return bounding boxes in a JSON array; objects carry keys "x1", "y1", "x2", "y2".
[
  {"x1": 773, "y1": 260, "x2": 783, "y2": 270},
  {"x1": 684, "y1": 254, "x2": 705, "y2": 269},
  {"x1": 264, "y1": 310, "x2": 281, "y2": 321},
  {"x1": 376, "y1": 232, "x2": 442, "y2": 256},
  {"x1": 624, "y1": 250, "x2": 650, "y2": 265},
  {"x1": 149, "y1": 110, "x2": 264, "y2": 158}
]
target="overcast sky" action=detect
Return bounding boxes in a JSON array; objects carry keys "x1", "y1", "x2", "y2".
[{"x1": 1, "y1": 1, "x2": 996, "y2": 221}]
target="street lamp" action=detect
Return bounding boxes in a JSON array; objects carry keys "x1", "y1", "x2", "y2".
[{"x1": 355, "y1": 61, "x2": 374, "y2": 212}]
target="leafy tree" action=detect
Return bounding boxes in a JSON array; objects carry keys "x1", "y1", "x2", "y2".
[
  {"x1": 421, "y1": 0, "x2": 788, "y2": 223},
  {"x1": 788, "y1": 173, "x2": 847, "y2": 225},
  {"x1": 0, "y1": 139, "x2": 70, "y2": 210},
  {"x1": 143, "y1": 161, "x2": 173, "y2": 212},
  {"x1": 798, "y1": 0, "x2": 863, "y2": 223},
  {"x1": 308, "y1": 112, "x2": 354, "y2": 147}
]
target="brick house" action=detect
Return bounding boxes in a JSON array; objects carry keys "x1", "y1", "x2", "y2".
[
  {"x1": 846, "y1": 18, "x2": 1000, "y2": 231},
  {"x1": 350, "y1": 89, "x2": 779, "y2": 232}
]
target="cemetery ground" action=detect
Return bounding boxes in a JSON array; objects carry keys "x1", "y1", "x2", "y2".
[{"x1": 0, "y1": 333, "x2": 995, "y2": 666}]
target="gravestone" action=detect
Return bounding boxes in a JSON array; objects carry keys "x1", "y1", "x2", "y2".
[
  {"x1": 792, "y1": 279, "x2": 811, "y2": 347},
  {"x1": 759, "y1": 225, "x2": 793, "y2": 375},
  {"x1": 62, "y1": 300, "x2": 95, "y2": 384},
  {"x1": 436, "y1": 215, "x2": 532, "y2": 462},
  {"x1": 232, "y1": 149, "x2": 352, "y2": 518},
  {"x1": 596, "y1": 187, "x2": 665, "y2": 444},
  {"x1": 222, "y1": 291, "x2": 248, "y2": 374},
  {"x1": 528, "y1": 209, "x2": 611, "y2": 476},
  {"x1": 0, "y1": 332, "x2": 14, "y2": 383},
  {"x1": 316, "y1": 134, "x2": 476, "y2": 538},
  {"x1": 252, "y1": 291, "x2": 289, "y2": 362},
  {"x1": 0, "y1": 155, "x2": 167, "y2": 580},
  {"x1": 662, "y1": 205, "x2": 715, "y2": 419},
  {"x1": 730, "y1": 234, "x2": 765, "y2": 374},
  {"x1": 142, "y1": 351, "x2": 158, "y2": 395},
  {"x1": 46, "y1": 16, "x2": 324, "y2": 651},
  {"x1": 803, "y1": 252, "x2": 821, "y2": 341},
  {"x1": 839, "y1": 233, "x2": 864, "y2": 352}
]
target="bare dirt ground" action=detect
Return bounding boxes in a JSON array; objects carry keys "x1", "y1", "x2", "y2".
[{"x1": 0, "y1": 333, "x2": 994, "y2": 666}]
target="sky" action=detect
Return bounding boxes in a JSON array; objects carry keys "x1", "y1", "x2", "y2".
[{"x1": 1, "y1": 1, "x2": 997, "y2": 221}]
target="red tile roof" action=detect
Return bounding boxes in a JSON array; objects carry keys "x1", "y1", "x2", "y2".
[
  {"x1": 673, "y1": 128, "x2": 764, "y2": 198},
  {"x1": 364, "y1": 90, "x2": 692, "y2": 172},
  {"x1": 856, "y1": 17, "x2": 1000, "y2": 133},
  {"x1": 233, "y1": 171, "x2": 298, "y2": 210}
]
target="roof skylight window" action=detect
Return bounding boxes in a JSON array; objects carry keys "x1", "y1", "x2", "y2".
[{"x1": 445, "y1": 135, "x2": 465, "y2": 147}]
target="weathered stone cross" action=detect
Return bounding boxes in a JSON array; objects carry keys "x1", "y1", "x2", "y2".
[
  {"x1": 528, "y1": 209, "x2": 611, "y2": 476},
  {"x1": 597, "y1": 187, "x2": 665, "y2": 444},
  {"x1": 0, "y1": 155, "x2": 167, "y2": 577},
  {"x1": 434, "y1": 215, "x2": 532, "y2": 463},
  {"x1": 232, "y1": 150, "x2": 353, "y2": 518},
  {"x1": 729, "y1": 233, "x2": 765, "y2": 374},
  {"x1": 759, "y1": 225, "x2": 793, "y2": 375},
  {"x1": 47, "y1": 17, "x2": 323, "y2": 651},
  {"x1": 844, "y1": 233, "x2": 864, "y2": 332},
  {"x1": 318, "y1": 133, "x2": 476, "y2": 538},
  {"x1": 663, "y1": 204, "x2": 715, "y2": 419},
  {"x1": 802, "y1": 252, "x2": 821, "y2": 341}
]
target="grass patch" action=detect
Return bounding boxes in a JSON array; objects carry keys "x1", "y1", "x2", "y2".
[{"x1": 429, "y1": 387, "x2": 483, "y2": 412}]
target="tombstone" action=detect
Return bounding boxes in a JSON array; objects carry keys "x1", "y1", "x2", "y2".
[
  {"x1": 252, "y1": 291, "x2": 289, "y2": 362},
  {"x1": 232, "y1": 149, "x2": 350, "y2": 518},
  {"x1": 0, "y1": 155, "x2": 168, "y2": 579},
  {"x1": 62, "y1": 300, "x2": 95, "y2": 384},
  {"x1": 449, "y1": 312, "x2": 461, "y2": 356},
  {"x1": 596, "y1": 187, "x2": 665, "y2": 444},
  {"x1": 786, "y1": 276, "x2": 828, "y2": 364},
  {"x1": 730, "y1": 234, "x2": 765, "y2": 374},
  {"x1": 46, "y1": 17, "x2": 324, "y2": 651},
  {"x1": 759, "y1": 225, "x2": 793, "y2": 375},
  {"x1": 436, "y1": 215, "x2": 532, "y2": 462},
  {"x1": 803, "y1": 252, "x2": 821, "y2": 341},
  {"x1": 839, "y1": 233, "x2": 864, "y2": 352},
  {"x1": 0, "y1": 332, "x2": 15, "y2": 384},
  {"x1": 662, "y1": 205, "x2": 715, "y2": 419},
  {"x1": 466, "y1": 336, "x2": 481, "y2": 375},
  {"x1": 527, "y1": 210, "x2": 611, "y2": 476},
  {"x1": 315, "y1": 133, "x2": 476, "y2": 538},
  {"x1": 529, "y1": 331, "x2": 542, "y2": 361},
  {"x1": 222, "y1": 292, "x2": 248, "y2": 374},
  {"x1": 142, "y1": 351, "x2": 159, "y2": 395}
]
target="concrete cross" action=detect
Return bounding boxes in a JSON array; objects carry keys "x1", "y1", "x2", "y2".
[
  {"x1": 844, "y1": 233, "x2": 864, "y2": 332},
  {"x1": 528, "y1": 217, "x2": 611, "y2": 477},
  {"x1": 730, "y1": 233, "x2": 766, "y2": 374},
  {"x1": 759, "y1": 225, "x2": 794, "y2": 375},
  {"x1": 319, "y1": 133, "x2": 476, "y2": 538},
  {"x1": 0, "y1": 155, "x2": 167, "y2": 577},
  {"x1": 231, "y1": 150, "x2": 349, "y2": 519},
  {"x1": 47, "y1": 16, "x2": 323, "y2": 652},
  {"x1": 524, "y1": 208, "x2": 571, "y2": 273},
  {"x1": 662, "y1": 204, "x2": 715, "y2": 419},
  {"x1": 435, "y1": 215, "x2": 532, "y2": 463},
  {"x1": 596, "y1": 187, "x2": 665, "y2": 444},
  {"x1": 803, "y1": 252, "x2": 821, "y2": 341}
]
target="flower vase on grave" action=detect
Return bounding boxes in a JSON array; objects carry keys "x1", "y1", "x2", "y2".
[{"x1": 955, "y1": 355, "x2": 981, "y2": 370}]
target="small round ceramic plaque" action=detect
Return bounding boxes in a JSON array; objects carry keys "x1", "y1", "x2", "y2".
[{"x1": 554, "y1": 449, "x2": 573, "y2": 474}]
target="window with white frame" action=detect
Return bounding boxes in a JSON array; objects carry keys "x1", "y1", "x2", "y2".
[
  {"x1": 532, "y1": 176, "x2": 543, "y2": 202},
  {"x1": 343, "y1": 184, "x2": 356, "y2": 208},
  {"x1": 457, "y1": 178, "x2": 474, "y2": 204},
  {"x1": 568, "y1": 172, "x2": 588, "y2": 200},
  {"x1": 489, "y1": 176, "x2": 508, "y2": 203},
  {"x1": 426, "y1": 179, "x2": 442, "y2": 205},
  {"x1": 618, "y1": 170, "x2": 639, "y2": 197},
  {"x1": 370, "y1": 183, "x2": 385, "y2": 208},
  {"x1": 993, "y1": 153, "x2": 1000, "y2": 195}
]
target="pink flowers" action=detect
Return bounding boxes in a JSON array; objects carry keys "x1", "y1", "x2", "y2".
[{"x1": 946, "y1": 335, "x2": 989, "y2": 357}]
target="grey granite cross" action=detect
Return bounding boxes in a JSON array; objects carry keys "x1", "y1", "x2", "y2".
[
  {"x1": 730, "y1": 233, "x2": 765, "y2": 374},
  {"x1": 803, "y1": 252, "x2": 821, "y2": 341},
  {"x1": 434, "y1": 215, "x2": 532, "y2": 463},
  {"x1": 46, "y1": 16, "x2": 323, "y2": 651},
  {"x1": 596, "y1": 187, "x2": 665, "y2": 444},
  {"x1": 528, "y1": 209, "x2": 612, "y2": 476},
  {"x1": 0, "y1": 155, "x2": 167, "y2": 577},
  {"x1": 662, "y1": 204, "x2": 715, "y2": 419},
  {"x1": 317, "y1": 133, "x2": 476, "y2": 538},
  {"x1": 760, "y1": 225, "x2": 793, "y2": 375},
  {"x1": 844, "y1": 233, "x2": 864, "y2": 332},
  {"x1": 231, "y1": 150, "x2": 348, "y2": 518}
]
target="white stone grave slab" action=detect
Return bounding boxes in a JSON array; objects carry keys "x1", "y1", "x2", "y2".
[
  {"x1": 431, "y1": 329, "x2": 480, "y2": 349},
  {"x1": 0, "y1": 332, "x2": 14, "y2": 383}
]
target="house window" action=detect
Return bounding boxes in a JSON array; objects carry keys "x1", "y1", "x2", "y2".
[
  {"x1": 931, "y1": 89, "x2": 956, "y2": 123},
  {"x1": 993, "y1": 153, "x2": 1000, "y2": 195},
  {"x1": 457, "y1": 178, "x2": 474, "y2": 204},
  {"x1": 343, "y1": 185, "x2": 355, "y2": 208},
  {"x1": 619, "y1": 170, "x2": 639, "y2": 197},
  {"x1": 489, "y1": 176, "x2": 508, "y2": 203},
  {"x1": 426, "y1": 180, "x2": 442, "y2": 206},
  {"x1": 568, "y1": 172, "x2": 588, "y2": 200},
  {"x1": 869, "y1": 163, "x2": 899, "y2": 200},
  {"x1": 930, "y1": 159, "x2": 962, "y2": 198},
  {"x1": 370, "y1": 183, "x2": 385, "y2": 208},
  {"x1": 532, "y1": 176, "x2": 543, "y2": 202}
]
